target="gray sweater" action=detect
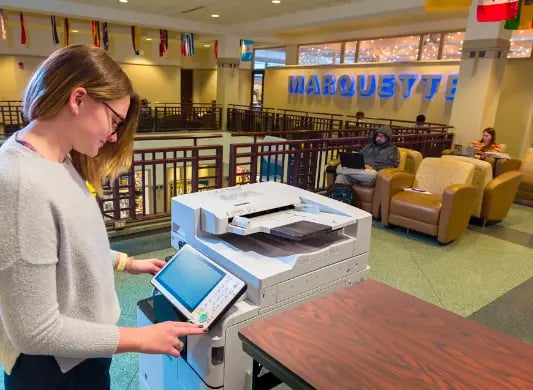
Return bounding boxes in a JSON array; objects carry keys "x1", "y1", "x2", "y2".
[{"x1": 0, "y1": 136, "x2": 120, "y2": 374}]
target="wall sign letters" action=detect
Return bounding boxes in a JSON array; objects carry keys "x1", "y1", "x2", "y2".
[{"x1": 288, "y1": 72, "x2": 459, "y2": 101}]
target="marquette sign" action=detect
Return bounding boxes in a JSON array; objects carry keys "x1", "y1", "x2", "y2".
[{"x1": 288, "y1": 73, "x2": 459, "y2": 101}]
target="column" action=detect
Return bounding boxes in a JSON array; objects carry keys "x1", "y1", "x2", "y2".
[
  {"x1": 216, "y1": 35, "x2": 241, "y2": 130},
  {"x1": 285, "y1": 44, "x2": 299, "y2": 65},
  {"x1": 448, "y1": 1, "x2": 512, "y2": 148}
]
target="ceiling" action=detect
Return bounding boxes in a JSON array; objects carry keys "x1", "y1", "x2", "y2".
[{"x1": 5, "y1": 0, "x2": 472, "y2": 46}]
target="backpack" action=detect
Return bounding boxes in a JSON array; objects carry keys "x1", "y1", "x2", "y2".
[{"x1": 327, "y1": 184, "x2": 353, "y2": 205}]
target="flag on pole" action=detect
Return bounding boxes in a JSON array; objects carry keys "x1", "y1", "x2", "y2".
[
  {"x1": 505, "y1": 0, "x2": 533, "y2": 29},
  {"x1": 477, "y1": 0, "x2": 519, "y2": 21},
  {"x1": 91, "y1": 21, "x2": 100, "y2": 47},
  {"x1": 103, "y1": 22, "x2": 109, "y2": 51},
  {"x1": 0, "y1": 10, "x2": 7, "y2": 41},
  {"x1": 241, "y1": 39, "x2": 254, "y2": 61},
  {"x1": 20, "y1": 12, "x2": 27, "y2": 44},
  {"x1": 180, "y1": 33, "x2": 194, "y2": 56},
  {"x1": 425, "y1": 0, "x2": 472, "y2": 10},
  {"x1": 63, "y1": 17, "x2": 69, "y2": 47},
  {"x1": 131, "y1": 26, "x2": 141, "y2": 55},
  {"x1": 159, "y1": 29, "x2": 168, "y2": 57},
  {"x1": 51, "y1": 16, "x2": 59, "y2": 44},
  {"x1": 214, "y1": 39, "x2": 218, "y2": 60}
]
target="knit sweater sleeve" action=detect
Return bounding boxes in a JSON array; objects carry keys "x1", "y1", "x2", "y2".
[{"x1": 0, "y1": 157, "x2": 119, "y2": 358}]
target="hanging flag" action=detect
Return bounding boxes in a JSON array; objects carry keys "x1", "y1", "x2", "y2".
[
  {"x1": 159, "y1": 29, "x2": 168, "y2": 57},
  {"x1": 63, "y1": 17, "x2": 69, "y2": 47},
  {"x1": 103, "y1": 22, "x2": 109, "y2": 51},
  {"x1": 505, "y1": 0, "x2": 533, "y2": 29},
  {"x1": 241, "y1": 39, "x2": 254, "y2": 61},
  {"x1": 0, "y1": 10, "x2": 7, "y2": 41},
  {"x1": 51, "y1": 16, "x2": 59, "y2": 44},
  {"x1": 20, "y1": 12, "x2": 27, "y2": 44},
  {"x1": 425, "y1": 0, "x2": 472, "y2": 10},
  {"x1": 180, "y1": 32, "x2": 194, "y2": 56},
  {"x1": 91, "y1": 21, "x2": 100, "y2": 47},
  {"x1": 477, "y1": 0, "x2": 519, "y2": 21},
  {"x1": 214, "y1": 39, "x2": 218, "y2": 60},
  {"x1": 131, "y1": 26, "x2": 141, "y2": 55}
]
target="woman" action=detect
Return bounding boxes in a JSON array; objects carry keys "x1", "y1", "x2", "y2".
[
  {"x1": 469, "y1": 127, "x2": 502, "y2": 159},
  {"x1": 0, "y1": 44, "x2": 206, "y2": 390}
]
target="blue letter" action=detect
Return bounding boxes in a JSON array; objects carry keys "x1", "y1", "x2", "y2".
[
  {"x1": 288, "y1": 75, "x2": 305, "y2": 95},
  {"x1": 421, "y1": 74, "x2": 443, "y2": 100},
  {"x1": 337, "y1": 74, "x2": 355, "y2": 97},
  {"x1": 322, "y1": 74, "x2": 337, "y2": 95},
  {"x1": 357, "y1": 74, "x2": 376, "y2": 97},
  {"x1": 378, "y1": 74, "x2": 396, "y2": 98},
  {"x1": 398, "y1": 73, "x2": 419, "y2": 99},
  {"x1": 306, "y1": 74, "x2": 320, "y2": 95},
  {"x1": 445, "y1": 74, "x2": 459, "y2": 102}
]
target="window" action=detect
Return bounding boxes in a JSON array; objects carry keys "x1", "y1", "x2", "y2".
[
  {"x1": 253, "y1": 47, "x2": 286, "y2": 70},
  {"x1": 441, "y1": 31, "x2": 464, "y2": 60},
  {"x1": 343, "y1": 41, "x2": 357, "y2": 63},
  {"x1": 420, "y1": 33, "x2": 441, "y2": 61},
  {"x1": 298, "y1": 43, "x2": 342, "y2": 65},
  {"x1": 357, "y1": 36, "x2": 420, "y2": 63},
  {"x1": 508, "y1": 29, "x2": 533, "y2": 59}
]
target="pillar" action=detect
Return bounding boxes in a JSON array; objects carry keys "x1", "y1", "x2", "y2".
[
  {"x1": 216, "y1": 35, "x2": 242, "y2": 130},
  {"x1": 448, "y1": 1, "x2": 512, "y2": 148},
  {"x1": 285, "y1": 44, "x2": 299, "y2": 65}
]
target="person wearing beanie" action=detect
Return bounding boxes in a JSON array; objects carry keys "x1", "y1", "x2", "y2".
[{"x1": 335, "y1": 125, "x2": 400, "y2": 186}]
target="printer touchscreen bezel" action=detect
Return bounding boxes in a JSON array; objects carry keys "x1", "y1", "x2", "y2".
[{"x1": 150, "y1": 244, "x2": 246, "y2": 331}]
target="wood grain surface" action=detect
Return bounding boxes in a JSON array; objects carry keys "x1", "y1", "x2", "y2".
[{"x1": 239, "y1": 279, "x2": 533, "y2": 389}]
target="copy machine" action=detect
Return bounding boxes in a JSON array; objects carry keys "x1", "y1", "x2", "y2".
[{"x1": 137, "y1": 181, "x2": 372, "y2": 390}]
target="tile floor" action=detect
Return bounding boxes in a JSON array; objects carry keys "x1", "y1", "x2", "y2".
[{"x1": 1, "y1": 204, "x2": 532, "y2": 390}]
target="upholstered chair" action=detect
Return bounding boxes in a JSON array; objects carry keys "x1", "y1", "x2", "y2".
[
  {"x1": 381, "y1": 157, "x2": 476, "y2": 244},
  {"x1": 495, "y1": 147, "x2": 533, "y2": 204},
  {"x1": 442, "y1": 155, "x2": 522, "y2": 224}
]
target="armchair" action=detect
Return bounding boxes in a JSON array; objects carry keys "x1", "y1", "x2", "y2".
[
  {"x1": 325, "y1": 148, "x2": 422, "y2": 218},
  {"x1": 495, "y1": 147, "x2": 533, "y2": 204},
  {"x1": 442, "y1": 155, "x2": 522, "y2": 224},
  {"x1": 381, "y1": 158, "x2": 476, "y2": 244}
]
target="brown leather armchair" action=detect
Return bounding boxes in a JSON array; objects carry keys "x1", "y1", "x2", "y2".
[
  {"x1": 381, "y1": 158, "x2": 477, "y2": 244},
  {"x1": 495, "y1": 147, "x2": 533, "y2": 205},
  {"x1": 442, "y1": 155, "x2": 522, "y2": 224},
  {"x1": 325, "y1": 148, "x2": 422, "y2": 218}
]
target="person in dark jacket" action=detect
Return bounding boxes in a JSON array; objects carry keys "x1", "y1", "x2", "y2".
[{"x1": 335, "y1": 125, "x2": 399, "y2": 186}]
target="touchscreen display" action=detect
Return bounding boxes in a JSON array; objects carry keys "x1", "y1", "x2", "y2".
[{"x1": 155, "y1": 247, "x2": 224, "y2": 311}]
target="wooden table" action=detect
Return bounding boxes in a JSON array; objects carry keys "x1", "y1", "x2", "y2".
[{"x1": 238, "y1": 279, "x2": 533, "y2": 390}]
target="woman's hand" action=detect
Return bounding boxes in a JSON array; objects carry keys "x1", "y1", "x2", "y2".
[
  {"x1": 126, "y1": 258, "x2": 166, "y2": 275},
  {"x1": 118, "y1": 322, "x2": 207, "y2": 357}
]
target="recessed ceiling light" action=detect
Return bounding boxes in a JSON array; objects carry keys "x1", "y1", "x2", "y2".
[
  {"x1": 211, "y1": 14, "x2": 220, "y2": 18},
  {"x1": 204, "y1": 44, "x2": 211, "y2": 47},
  {"x1": 272, "y1": 0, "x2": 281, "y2": 3},
  {"x1": 145, "y1": 38, "x2": 152, "y2": 41},
  {"x1": 119, "y1": 0, "x2": 128, "y2": 3},
  {"x1": 71, "y1": 29, "x2": 79, "y2": 33}
]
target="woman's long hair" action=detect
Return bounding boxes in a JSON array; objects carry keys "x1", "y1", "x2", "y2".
[
  {"x1": 22, "y1": 44, "x2": 140, "y2": 195},
  {"x1": 479, "y1": 127, "x2": 497, "y2": 152}
]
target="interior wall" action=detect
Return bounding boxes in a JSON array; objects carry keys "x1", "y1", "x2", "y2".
[
  {"x1": 493, "y1": 59, "x2": 533, "y2": 158},
  {"x1": 193, "y1": 70, "x2": 217, "y2": 103},
  {"x1": 263, "y1": 62, "x2": 461, "y2": 124},
  {"x1": 239, "y1": 69, "x2": 252, "y2": 107}
]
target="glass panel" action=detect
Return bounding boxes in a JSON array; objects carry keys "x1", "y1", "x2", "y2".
[
  {"x1": 252, "y1": 73, "x2": 263, "y2": 108},
  {"x1": 442, "y1": 31, "x2": 464, "y2": 60},
  {"x1": 343, "y1": 41, "x2": 357, "y2": 63},
  {"x1": 253, "y1": 47, "x2": 286, "y2": 70},
  {"x1": 298, "y1": 43, "x2": 342, "y2": 65},
  {"x1": 357, "y1": 35, "x2": 420, "y2": 63},
  {"x1": 420, "y1": 33, "x2": 441, "y2": 61},
  {"x1": 508, "y1": 29, "x2": 533, "y2": 58}
]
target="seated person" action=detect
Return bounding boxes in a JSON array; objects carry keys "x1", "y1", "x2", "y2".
[
  {"x1": 335, "y1": 126, "x2": 400, "y2": 186},
  {"x1": 470, "y1": 127, "x2": 502, "y2": 160}
]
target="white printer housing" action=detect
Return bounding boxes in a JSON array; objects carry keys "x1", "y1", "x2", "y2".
[{"x1": 138, "y1": 182, "x2": 372, "y2": 390}]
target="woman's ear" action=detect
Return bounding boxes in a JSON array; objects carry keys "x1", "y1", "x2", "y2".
[{"x1": 68, "y1": 87, "x2": 88, "y2": 115}]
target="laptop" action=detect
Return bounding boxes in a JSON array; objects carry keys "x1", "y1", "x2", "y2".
[{"x1": 339, "y1": 152, "x2": 365, "y2": 169}]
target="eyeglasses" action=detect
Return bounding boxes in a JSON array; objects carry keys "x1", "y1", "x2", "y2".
[{"x1": 102, "y1": 101, "x2": 126, "y2": 136}]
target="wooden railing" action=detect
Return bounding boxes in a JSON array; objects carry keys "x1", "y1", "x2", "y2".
[
  {"x1": 153, "y1": 103, "x2": 222, "y2": 132},
  {"x1": 0, "y1": 100, "x2": 25, "y2": 137}
]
